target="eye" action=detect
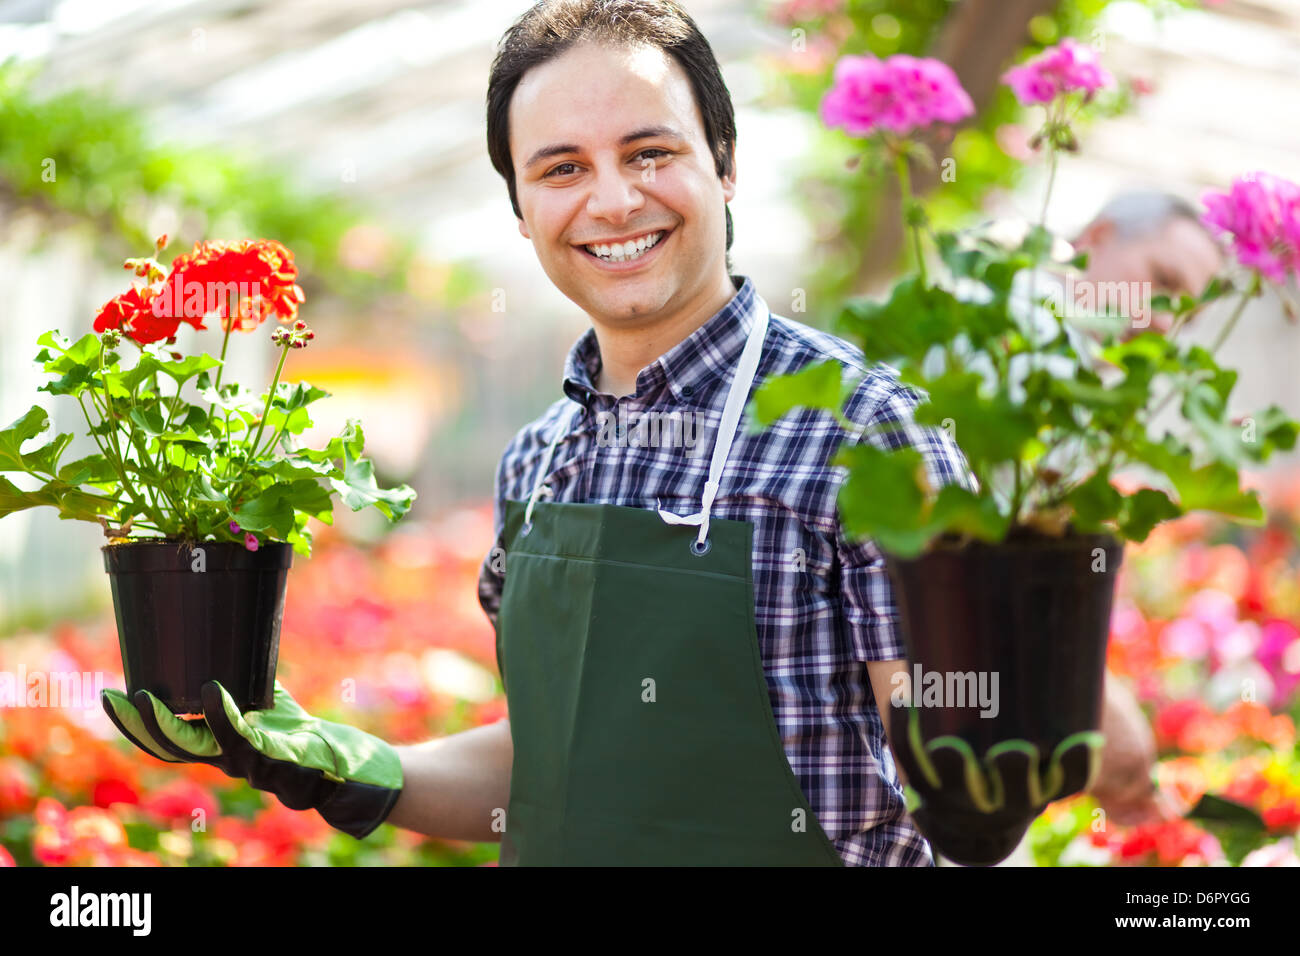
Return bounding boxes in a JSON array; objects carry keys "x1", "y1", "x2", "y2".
[
  {"x1": 1152, "y1": 268, "x2": 1180, "y2": 291},
  {"x1": 544, "y1": 149, "x2": 670, "y2": 179}
]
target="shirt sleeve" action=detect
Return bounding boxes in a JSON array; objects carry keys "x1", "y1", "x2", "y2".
[
  {"x1": 836, "y1": 380, "x2": 976, "y2": 662},
  {"x1": 477, "y1": 453, "x2": 509, "y2": 635}
]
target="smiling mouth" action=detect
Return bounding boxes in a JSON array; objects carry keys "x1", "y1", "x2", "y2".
[{"x1": 576, "y1": 228, "x2": 671, "y2": 264}]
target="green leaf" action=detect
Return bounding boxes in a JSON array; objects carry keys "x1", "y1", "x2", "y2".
[
  {"x1": 912, "y1": 370, "x2": 1036, "y2": 471},
  {"x1": 163, "y1": 443, "x2": 200, "y2": 473},
  {"x1": 1117, "y1": 488, "x2": 1181, "y2": 542},
  {"x1": 835, "y1": 278, "x2": 1015, "y2": 365},
  {"x1": 329, "y1": 445, "x2": 416, "y2": 522},
  {"x1": 0, "y1": 475, "x2": 49, "y2": 517},
  {"x1": 927, "y1": 484, "x2": 1010, "y2": 542},
  {"x1": 116, "y1": 354, "x2": 165, "y2": 396},
  {"x1": 750, "y1": 360, "x2": 856, "y2": 428},
  {"x1": 0, "y1": 475, "x2": 106, "y2": 522},
  {"x1": 274, "y1": 381, "x2": 331, "y2": 411},
  {"x1": 0, "y1": 405, "x2": 72, "y2": 476},
  {"x1": 300, "y1": 419, "x2": 366, "y2": 466},
  {"x1": 37, "y1": 330, "x2": 101, "y2": 367},
  {"x1": 1185, "y1": 794, "x2": 1265, "y2": 831},
  {"x1": 233, "y1": 479, "x2": 337, "y2": 538},
  {"x1": 127, "y1": 406, "x2": 166, "y2": 437},
  {"x1": 260, "y1": 404, "x2": 312, "y2": 437},
  {"x1": 57, "y1": 454, "x2": 119, "y2": 487},
  {"x1": 155, "y1": 353, "x2": 221, "y2": 385},
  {"x1": 1065, "y1": 471, "x2": 1123, "y2": 532},
  {"x1": 259, "y1": 457, "x2": 340, "y2": 481},
  {"x1": 1129, "y1": 435, "x2": 1263, "y2": 523},
  {"x1": 832, "y1": 443, "x2": 929, "y2": 555},
  {"x1": 36, "y1": 364, "x2": 97, "y2": 398}
]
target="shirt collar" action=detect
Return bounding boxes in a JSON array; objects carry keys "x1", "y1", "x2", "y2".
[{"x1": 561, "y1": 274, "x2": 765, "y2": 407}]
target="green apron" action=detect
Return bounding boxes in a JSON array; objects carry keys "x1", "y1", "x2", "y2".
[{"x1": 495, "y1": 299, "x2": 844, "y2": 866}]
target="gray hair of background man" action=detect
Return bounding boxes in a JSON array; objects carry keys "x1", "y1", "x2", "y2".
[{"x1": 1078, "y1": 189, "x2": 1211, "y2": 242}]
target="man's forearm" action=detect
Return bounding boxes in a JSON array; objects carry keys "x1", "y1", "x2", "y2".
[
  {"x1": 384, "y1": 718, "x2": 513, "y2": 842},
  {"x1": 866, "y1": 658, "x2": 911, "y2": 788}
]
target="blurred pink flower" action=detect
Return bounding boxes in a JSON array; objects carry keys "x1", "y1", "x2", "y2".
[
  {"x1": 1202, "y1": 172, "x2": 1300, "y2": 284},
  {"x1": 1211, "y1": 620, "x2": 1261, "y2": 666},
  {"x1": 1184, "y1": 589, "x2": 1239, "y2": 634},
  {"x1": 1161, "y1": 617, "x2": 1211, "y2": 660},
  {"x1": 1002, "y1": 38, "x2": 1114, "y2": 106},
  {"x1": 1259, "y1": 619, "x2": 1300, "y2": 706},
  {"x1": 821, "y1": 53, "x2": 973, "y2": 137},
  {"x1": 769, "y1": 0, "x2": 843, "y2": 26},
  {"x1": 244, "y1": 532, "x2": 259, "y2": 552},
  {"x1": 1241, "y1": 839, "x2": 1300, "y2": 866}
]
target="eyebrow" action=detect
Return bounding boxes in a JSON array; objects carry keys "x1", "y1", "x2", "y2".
[{"x1": 522, "y1": 125, "x2": 685, "y2": 171}]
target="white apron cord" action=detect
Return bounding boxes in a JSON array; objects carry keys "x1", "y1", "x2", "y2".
[
  {"x1": 656, "y1": 302, "x2": 770, "y2": 547},
  {"x1": 524, "y1": 405, "x2": 575, "y2": 527}
]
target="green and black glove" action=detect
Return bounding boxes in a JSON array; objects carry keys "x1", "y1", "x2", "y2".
[{"x1": 101, "y1": 680, "x2": 403, "y2": 840}]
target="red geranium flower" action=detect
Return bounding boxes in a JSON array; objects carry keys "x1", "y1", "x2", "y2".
[
  {"x1": 91, "y1": 777, "x2": 139, "y2": 810},
  {"x1": 93, "y1": 284, "x2": 204, "y2": 346},
  {"x1": 162, "y1": 238, "x2": 305, "y2": 332}
]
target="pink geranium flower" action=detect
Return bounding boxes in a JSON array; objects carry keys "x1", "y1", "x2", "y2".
[
  {"x1": 821, "y1": 53, "x2": 973, "y2": 137},
  {"x1": 1201, "y1": 172, "x2": 1300, "y2": 284},
  {"x1": 1002, "y1": 38, "x2": 1114, "y2": 106}
]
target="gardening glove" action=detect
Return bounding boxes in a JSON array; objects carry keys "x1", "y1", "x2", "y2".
[{"x1": 100, "y1": 679, "x2": 403, "y2": 840}]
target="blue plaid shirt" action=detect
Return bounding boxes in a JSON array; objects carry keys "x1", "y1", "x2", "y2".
[{"x1": 478, "y1": 274, "x2": 973, "y2": 866}]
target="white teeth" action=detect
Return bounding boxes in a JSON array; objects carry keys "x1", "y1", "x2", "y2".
[{"x1": 585, "y1": 230, "x2": 664, "y2": 262}]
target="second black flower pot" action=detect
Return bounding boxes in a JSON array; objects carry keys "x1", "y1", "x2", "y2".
[
  {"x1": 101, "y1": 539, "x2": 294, "y2": 714},
  {"x1": 884, "y1": 530, "x2": 1123, "y2": 866}
]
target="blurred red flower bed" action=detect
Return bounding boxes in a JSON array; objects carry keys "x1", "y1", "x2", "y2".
[
  {"x1": 0, "y1": 505, "x2": 504, "y2": 867},
  {"x1": 8, "y1": 474, "x2": 1300, "y2": 867},
  {"x1": 1030, "y1": 472, "x2": 1300, "y2": 866}
]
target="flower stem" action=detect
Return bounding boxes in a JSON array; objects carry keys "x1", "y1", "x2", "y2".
[
  {"x1": 894, "y1": 148, "x2": 928, "y2": 288},
  {"x1": 75, "y1": 394, "x2": 161, "y2": 527},
  {"x1": 212, "y1": 311, "x2": 235, "y2": 391},
  {"x1": 226, "y1": 343, "x2": 290, "y2": 500},
  {"x1": 1208, "y1": 272, "x2": 1260, "y2": 354},
  {"x1": 1040, "y1": 141, "x2": 1059, "y2": 228},
  {"x1": 1149, "y1": 276, "x2": 1261, "y2": 419}
]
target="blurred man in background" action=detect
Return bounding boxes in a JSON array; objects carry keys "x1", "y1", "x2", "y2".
[{"x1": 1071, "y1": 189, "x2": 1226, "y2": 338}]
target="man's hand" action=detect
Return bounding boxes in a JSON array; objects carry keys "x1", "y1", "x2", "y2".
[
  {"x1": 101, "y1": 680, "x2": 402, "y2": 839},
  {"x1": 866, "y1": 659, "x2": 912, "y2": 788},
  {"x1": 1087, "y1": 671, "x2": 1164, "y2": 825}
]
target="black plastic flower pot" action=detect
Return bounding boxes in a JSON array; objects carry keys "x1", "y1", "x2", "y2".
[
  {"x1": 101, "y1": 539, "x2": 293, "y2": 714},
  {"x1": 884, "y1": 531, "x2": 1123, "y2": 867}
]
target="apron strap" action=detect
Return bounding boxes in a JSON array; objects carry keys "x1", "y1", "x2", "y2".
[
  {"x1": 656, "y1": 300, "x2": 770, "y2": 549},
  {"x1": 524, "y1": 403, "x2": 578, "y2": 527}
]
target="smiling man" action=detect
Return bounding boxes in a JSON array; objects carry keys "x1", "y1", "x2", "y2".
[
  {"x1": 469, "y1": 0, "x2": 975, "y2": 866},
  {"x1": 101, "y1": 0, "x2": 1133, "y2": 868}
]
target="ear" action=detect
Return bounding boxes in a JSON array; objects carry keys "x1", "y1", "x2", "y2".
[
  {"x1": 720, "y1": 143, "x2": 737, "y2": 203},
  {"x1": 518, "y1": 217, "x2": 530, "y2": 240},
  {"x1": 1075, "y1": 217, "x2": 1114, "y2": 249}
]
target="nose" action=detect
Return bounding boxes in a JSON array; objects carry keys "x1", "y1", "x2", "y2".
[{"x1": 585, "y1": 159, "x2": 646, "y2": 224}]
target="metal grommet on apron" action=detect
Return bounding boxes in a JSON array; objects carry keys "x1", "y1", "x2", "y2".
[{"x1": 495, "y1": 300, "x2": 844, "y2": 866}]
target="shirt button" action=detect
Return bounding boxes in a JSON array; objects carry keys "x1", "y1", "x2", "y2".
[{"x1": 681, "y1": 384, "x2": 694, "y2": 398}]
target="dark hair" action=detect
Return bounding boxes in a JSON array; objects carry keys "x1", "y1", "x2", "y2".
[{"x1": 486, "y1": 0, "x2": 737, "y2": 273}]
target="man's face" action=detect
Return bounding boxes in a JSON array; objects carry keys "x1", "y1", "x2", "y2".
[
  {"x1": 509, "y1": 41, "x2": 735, "y2": 328},
  {"x1": 1077, "y1": 215, "x2": 1225, "y2": 337}
]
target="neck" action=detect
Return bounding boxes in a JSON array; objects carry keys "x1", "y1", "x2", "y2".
[{"x1": 592, "y1": 272, "x2": 738, "y2": 397}]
